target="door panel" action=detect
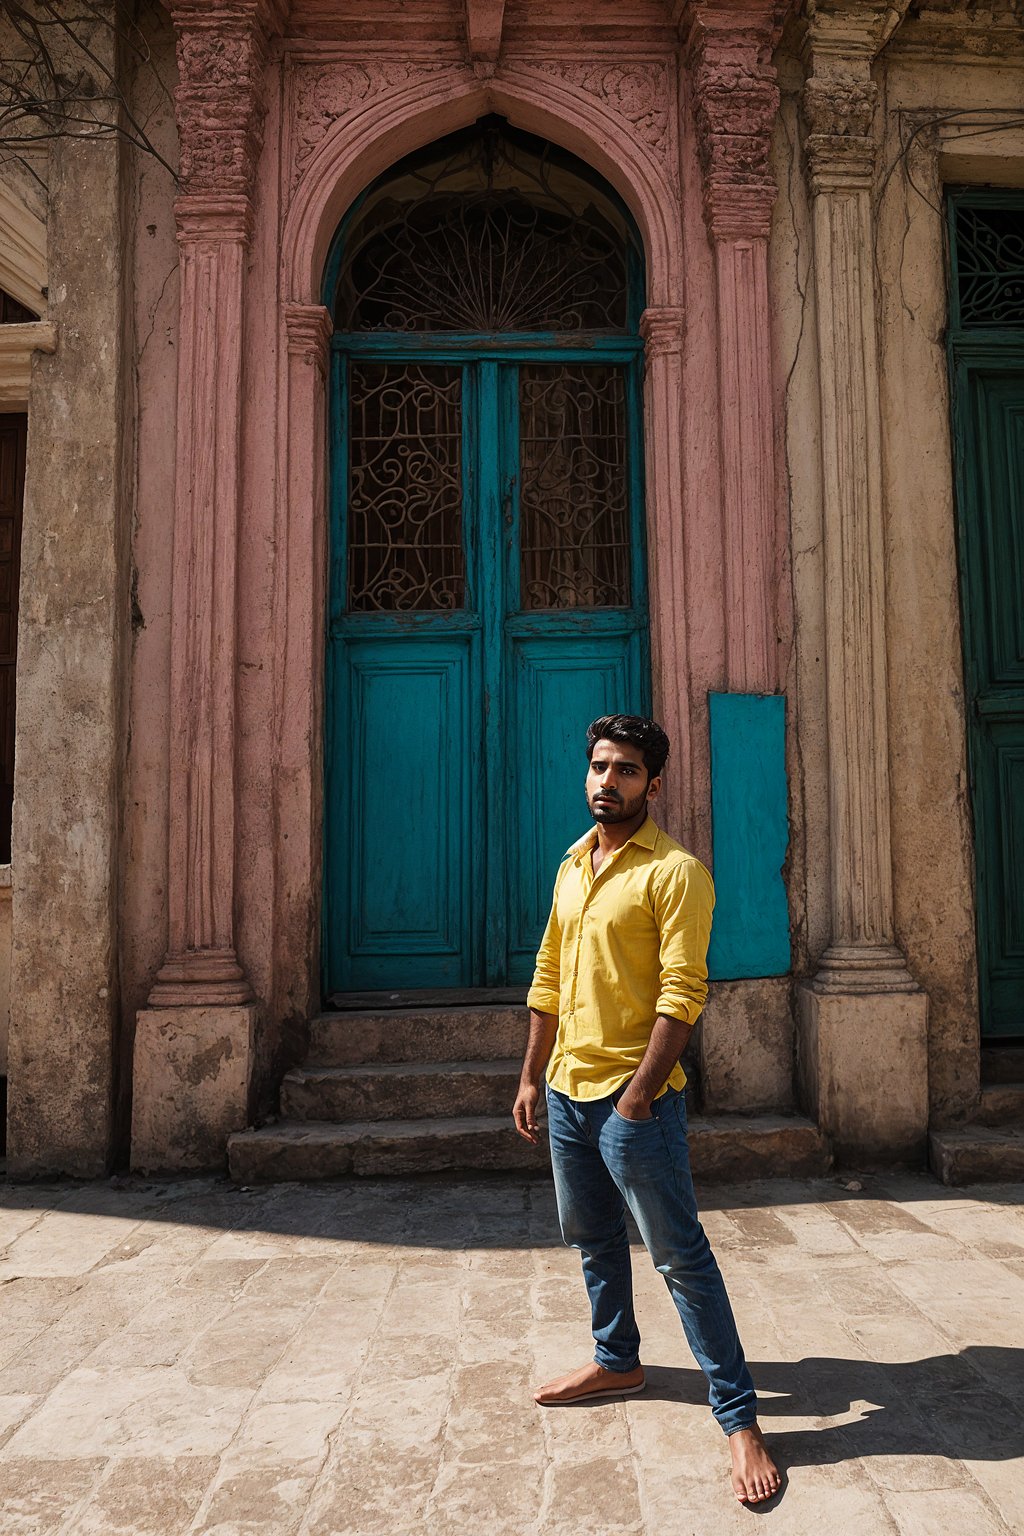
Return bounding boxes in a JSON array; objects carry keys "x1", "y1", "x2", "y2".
[
  {"x1": 953, "y1": 362, "x2": 1024, "y2": 1036},
  {"x1": 506, "y1": 631, "x2": 644, "y2": 980},
  {"x1": 326, "y1": 634, "x2": 478, "y2": 989}
]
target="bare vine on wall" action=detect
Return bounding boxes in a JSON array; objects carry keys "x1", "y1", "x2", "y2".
[{"x1": 0, "y1": 0, "x2": 174, "y2": 187}]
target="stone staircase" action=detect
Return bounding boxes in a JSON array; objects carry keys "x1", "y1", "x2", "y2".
[
  {"x1": 929, "y1": 1046, "x2": 1024, "y2": 1184},
  {"x1": 227, "y1": 1003, "x2": 831, "y2": 1183}
]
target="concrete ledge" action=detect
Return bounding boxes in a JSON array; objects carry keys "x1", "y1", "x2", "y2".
[
  {"x1": 930, "y1": 1126, "x2": 1024, "y2": 1186},
  {"x1": 131, "y1": 1004, "x2": 256, "y2": 1173}
]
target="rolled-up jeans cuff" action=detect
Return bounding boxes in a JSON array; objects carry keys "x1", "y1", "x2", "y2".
[
  {"x1": 594, "y1": 1349, "x2": 641, "y2": 1374},
  {"x1": 722, "y1": 1415, "x2": 758, "y2": 1437}
]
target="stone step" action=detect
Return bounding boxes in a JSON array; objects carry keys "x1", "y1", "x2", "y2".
[
  {"x1": 282, "y1": 1059, "x2": 522, "y2": 1122},
  {"x1": 929, "y1": 1125, "x2": 1024, "y2": 1185},
  {"x1": 309, "y1": 1006, "x2": 529, "y2": 1066},
  {"x1": 282, "y1": 1059, "x2": 704, "y2": 1124},
  {"x1": 980, "y1": 1045, "x2": 1024, "y2": 1085},
  {"x1": 975, "y1": 1083, "x2": 1024, "y2": 1127},
  {"x1": 228, "y1": 1114, "x2": 829, "y2": 1184}
]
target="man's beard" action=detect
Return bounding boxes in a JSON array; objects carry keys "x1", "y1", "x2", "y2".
[{"x1": 588, "y1": 787, "x2": 649, "y2": 824}]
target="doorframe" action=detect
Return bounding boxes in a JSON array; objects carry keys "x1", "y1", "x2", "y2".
[
  {"x1": 946, "y1": 186, "x2": 1024, "y2": 1040},
  {"x1": 322, "y1": 333, "x2": 649, "y2": 998}
]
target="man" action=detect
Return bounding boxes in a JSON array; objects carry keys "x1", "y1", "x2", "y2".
[{"x1": 512, "y1": 714, "x2": 781, "y2": 1506}]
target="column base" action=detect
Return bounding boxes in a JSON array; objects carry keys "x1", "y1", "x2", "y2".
[
  {"x1": 813, "y1": 943, "x2": 921, "y2": 993},
  {"x1": 131, "y1": 1004, "x2": 256, "y2": 1173},
  {"x1": 797, "y1": 981, "x2": 929, "y2": 1166},
  {"x1": 148, "y1": 946, "x2": 252, "y2": 1007}
]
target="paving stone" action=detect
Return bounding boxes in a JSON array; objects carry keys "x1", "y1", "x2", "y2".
[
  {"x1": 302, "y1": 1445, "x2": 442, "y2": 1536},
  {"x1": 541, "y1": 1454, "x2": 644, "y2": 1533},
  {"x1": 882, "y1": 1485, "x2": 1013, "y2": 1535},
  {"x1": 70, "y1": 1455, "x2": 218, "y2": 1535},
  {"x1": 427, "y1": 1458, "x2": 545, "y2": 1534},
  {"x1": 0, "y1": 1456, "x2": 104, "y2": 1535},
  {"x1": 189, "y1": 1465, "x2": 318, "y2": 1535},
  {"x1": 5, "y1": 1368, "x2": 251, "y2": 1458}
]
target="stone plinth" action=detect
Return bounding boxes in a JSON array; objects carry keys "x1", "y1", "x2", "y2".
[
  {"x1": 131, "y1": 1005, "x2": 256, "y2": 1172},
  {"x1": 797, "y1": 984, "x2": 929, "y2": 1166},
  {"x1": 700, "y1": 977, "x2": 795, "y2": 1115}
]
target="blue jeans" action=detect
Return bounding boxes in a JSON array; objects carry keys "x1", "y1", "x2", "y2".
[{"x1": 546, "y1": 1082, "x2": 757, "y2": 1436}]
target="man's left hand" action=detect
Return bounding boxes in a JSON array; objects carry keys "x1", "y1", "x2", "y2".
[{"x1": 615, "y1": 1091, "x2": 653, "y2": 1121}]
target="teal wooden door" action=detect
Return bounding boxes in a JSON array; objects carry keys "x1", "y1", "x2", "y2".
[
  {"x1": 322, "y1": 118, "x2": 649, "y2": 996},
  {"x1": 948, "y1": 192, "x2": 1024, "y2": 1037}
]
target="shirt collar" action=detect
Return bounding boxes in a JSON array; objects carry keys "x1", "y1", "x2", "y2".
[{"x1": 567, "y1": 815, "x2": 660, "y2": 863}]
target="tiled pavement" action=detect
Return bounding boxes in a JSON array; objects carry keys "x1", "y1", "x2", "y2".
[{"x1": 0, "y1": 1171, "x2": 1023, "y2": 1535}]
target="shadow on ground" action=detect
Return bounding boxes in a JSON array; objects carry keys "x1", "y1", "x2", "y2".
[
  {"x1": 3, "y1": 1169, "x2": 1022, "y2": 1250},
  {"x1": 627, "y1": 1347, "x2": 1024, "y2": 1468}
]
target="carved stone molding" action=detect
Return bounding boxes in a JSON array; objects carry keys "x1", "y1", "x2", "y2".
[
  {"x1": 284, "y1": 302, "x2": 334, "y2": 373},
  {"x1": 640, "y1": 305, "x2": 685, "y2": 361},
  {"x1": 0, "y1": 321, "x2": 56, "y2": 410},
  {"x1": 682, "y1": 0, "x2": 789, "y2": 240},
  {"x1": 465, "y1": 0, "x2": 507, "y2": 75}
]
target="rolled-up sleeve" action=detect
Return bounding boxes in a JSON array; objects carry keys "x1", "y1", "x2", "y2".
[
  {"x1": 651, "y1": 857, "x2": 715, "y2": 1025},
  {"x1": 526, "y1": 864, "x2": 565, "y2": 1016}
]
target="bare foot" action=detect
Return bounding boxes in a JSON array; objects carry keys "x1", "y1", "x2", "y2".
[
  {"x1": 534, "y1": 1361, "x2": 646, "y2": 1406},
  {"x1": 729, "y1": 1423, "x2": 781, "y2": 1504}
]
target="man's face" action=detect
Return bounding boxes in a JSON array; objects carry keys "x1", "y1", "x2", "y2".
[{"x1": 585, "y1": 738, "x2": 660, "y2": 824}]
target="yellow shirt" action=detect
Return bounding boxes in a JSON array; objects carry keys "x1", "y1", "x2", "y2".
[{"x1": 526, "y1": 816, "x2": 714, "y2": 1101}]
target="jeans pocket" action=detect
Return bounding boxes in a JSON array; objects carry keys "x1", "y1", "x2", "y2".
[{"x1": 611, "y1": 1103, "x2": 657, "y2": 1128}]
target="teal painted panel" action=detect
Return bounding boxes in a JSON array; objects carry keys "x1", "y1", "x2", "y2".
[
  {"x1": 506, "y1": 632, "x2": 644, "y2": 981},
  {"x1": 325, "y1": 635, "x2": 477, "y2": 990},
  {"x1": 706, "y1": 692, "x2": 791, "y2": 981}
]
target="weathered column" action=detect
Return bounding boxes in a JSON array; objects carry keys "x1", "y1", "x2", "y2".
[
  {"x1": 7, "y1": 5, "x2": 129, "y2": 1178},
  {"x1": 640, "y1": 306, "x2": 693, "y2": 845},
  {"x1": 132, "y1": 0, "x2": 282, "y2": 1171},
  {"x1": 683, "y1": 0, "x2": 786, "y2": 694},
  {"x1": 795, "y1": 0, "x2": 929, "y2": 1164}
]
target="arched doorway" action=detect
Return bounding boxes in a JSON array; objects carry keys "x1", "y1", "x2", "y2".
[{"x1": 322, "y1": 117, "x2": 650, "y2": 997}]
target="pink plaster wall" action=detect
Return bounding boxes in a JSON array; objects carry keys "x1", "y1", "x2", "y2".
[{"x1": 123, "y1": 3, "x2": 790, "y2": 1100}]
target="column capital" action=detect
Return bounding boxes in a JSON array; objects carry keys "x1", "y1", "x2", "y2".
[
  {"x1": 640, "y1": 305, "x2": 685, "y2": 360},
  {"x1": 799, "y1": 0, "x2": 911, "y2": 191},
  {"x1": 680, "y1": 0, "x2": 790, "y2": 241},
  {"x1": 171, "y1": 0, "x2": 285, "y2": 209}
]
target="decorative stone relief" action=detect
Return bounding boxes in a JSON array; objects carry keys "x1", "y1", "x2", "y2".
[
  {"x1": 518, "y1": 60, "x2": 674, "y2": 177},
  {"x1": 290, "y1": 62, "x2": 464, "y2": 188}
]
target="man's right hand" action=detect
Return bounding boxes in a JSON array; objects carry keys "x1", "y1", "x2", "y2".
[{"x1": 512, "y1": 1082, "x2": 541, "y2": 1144}]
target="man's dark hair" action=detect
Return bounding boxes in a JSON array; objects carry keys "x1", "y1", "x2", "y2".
[{"x1": 585, "y1": 715, "x2": 670, "y2": 780}]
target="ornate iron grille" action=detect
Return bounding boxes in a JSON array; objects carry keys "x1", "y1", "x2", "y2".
[
  {"x1": 347, "y1": 363, "x2": 465, "y2": 611},
  {"x1": 519, "y1": 364, "x2": 631, "y2": 609},
  {"x1": 334, "y1": 119, "x2": 635, "y2": 333},
  {"x1": 954, "y1": 202, "x2": 1024, "y2": 328}
]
